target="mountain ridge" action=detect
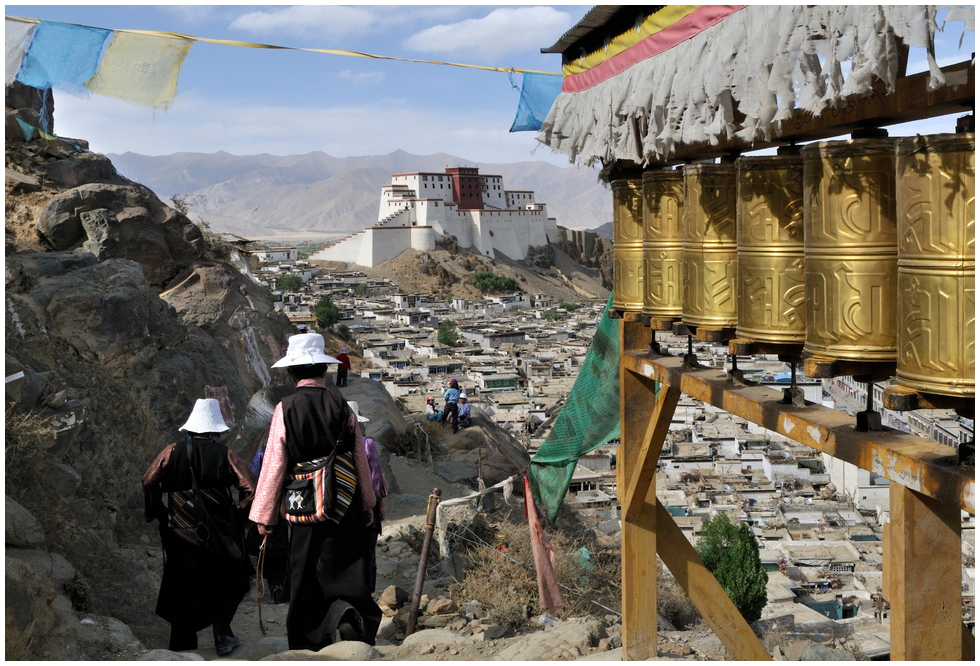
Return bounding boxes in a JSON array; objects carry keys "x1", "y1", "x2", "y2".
[{"x1": 106, "y1": 149, "x2": 611, "y2": 237}]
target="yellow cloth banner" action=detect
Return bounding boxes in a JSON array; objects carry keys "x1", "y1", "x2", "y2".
[{"x1": 85, "y1": 31, "x2": 192, "y2": 109}]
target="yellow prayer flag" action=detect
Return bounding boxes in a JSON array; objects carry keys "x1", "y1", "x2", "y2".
[{"x1": 85, "y1": 31, "x2": 192, "y2": 109}]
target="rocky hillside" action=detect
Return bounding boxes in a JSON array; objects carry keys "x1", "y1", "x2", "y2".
[{"x1": 5, "y1": 81, "x2": 303, "y2": 658}]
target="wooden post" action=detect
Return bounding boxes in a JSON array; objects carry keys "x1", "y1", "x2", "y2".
[
  {"x1": 884, "y1": 484, "x2": 962, "y2": 660},
  {"x1": 620, "y1": 320, "x2": 672, "y2": 660}
]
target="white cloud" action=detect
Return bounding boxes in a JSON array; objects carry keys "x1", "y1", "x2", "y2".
[
  {"x1": 403, "y1": 7, "x2": 573, "y2": 62},
  {"x1": 229, "y1": 5, "x2": 376, "y2": 38},
  {"x1": 51, "y1": 91, "x2": 564, "y2": 166},
  {"x1": 337, "y1": 69, "x2": 386, "y2": 86}
]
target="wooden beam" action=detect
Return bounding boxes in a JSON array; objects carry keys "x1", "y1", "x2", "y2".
[
  {"x1": 885, "y1": 485, "x2": 963, "y2": 660},
  {"x1": 654, "y1": 60, "x2": 974, "y2": 164},
  {"x1": 620, "y1": 320, "x2": 662, "y2": 661},
  {"x1": 655, "y1": 501, "x2": 773, "y2": 661},
  {"x1": 623, "y1": 351, "x2": 975, "y2": 513},
  {"x1": 624, "y1": 382, "x2": 681, "y2": 522}
]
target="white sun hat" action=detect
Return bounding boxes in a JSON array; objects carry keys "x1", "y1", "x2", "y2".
[
  {"x1": 179, "y1": 398, "x2": 230, "y2": 433},
  {"x1": 347, "y1": 401, "x2": 370, "y2": 422},
  {"x1": 272, "y1": 333, "x2": 341, "y2": 368},
  {"x1": 459, "y1": 392, "x2": 467, "y2": 399}
]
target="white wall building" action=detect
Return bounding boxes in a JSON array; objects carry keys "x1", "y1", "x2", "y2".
[{"x1": 311, "y1": 166, "x2": 559, "y2": 267}]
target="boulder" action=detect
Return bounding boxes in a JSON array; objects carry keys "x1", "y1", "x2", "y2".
[
  {"x1": 5, "y1": 81, "x2": 55, "y2": 119},
  {"x1": 139, "y1": 649, "x2": 206, "y2": 660},
  {"x1": 5, "y1": 496, "x2": 45, "y2": 547},
  {"x1": 4, "y1": 355, "x2": 46, "y2": 409},
  {"x1": 5, "y1": 549, "x2": 76, "y2": 590},
  {"x1": 41, "y1": 152, "x2": 118, "y2": 189},
  {"x1": 398, "y1": 628, "x2": 471, "y2": 649},
  {"x1": 35, "y1": 183, "x2": 203, "y2": 284},
  {"x1": 260, "y1": 642, "x2": 380, "y2": 661},
  {"x1": 379, "y1": 584, "x2": 410, "y2": 610},
  {"x1": 5, "y1": 166, "x2": 40, "y2": 191},
  {"x1": 336, "y1": 376, "x2": 409, "y2": 445},
  {"x1": 5, "y1": 557, "x2": 35, "y2": 660},
  {"x1": 425, "y1": 597, "x2": 457, "y2": 615}
]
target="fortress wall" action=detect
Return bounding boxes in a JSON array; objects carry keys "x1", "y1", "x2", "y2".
[
  {"x1": 311, "y1": 233, "x2": 365, "y2": 264},
  {"x1": 411, "y1": 226, "x2": 436, "y2": 251},
  {"x1": 359, "y1": 227, "x2": 413, "y2": 266}
]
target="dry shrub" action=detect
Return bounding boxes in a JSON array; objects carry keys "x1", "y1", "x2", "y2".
[
  {"x1": 392, "y1": 420, "x2": 447, "y2": 463},
  {"x1": 656, "y1": 561, "x2": 702, "y2": 629},
  {"x1": 452, "y1": 506, "x2": 621, "y2": 627},
  {"x1": 5, "y1": 405, "x2": 49, "y2": 489}
]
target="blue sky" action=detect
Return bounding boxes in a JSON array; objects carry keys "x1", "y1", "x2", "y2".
[
  {"x1": 5, "y1": 5, "x2": 975, "y2": 166},
  {"x1": 6, "y1": 4, "x2": 585, "y2": 164}
]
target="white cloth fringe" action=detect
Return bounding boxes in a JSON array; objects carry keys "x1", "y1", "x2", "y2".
[{"x1": 539, "y1": 5, "x2": 974, "y2": 167}]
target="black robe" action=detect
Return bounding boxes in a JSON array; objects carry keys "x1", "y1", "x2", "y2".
[
  {"x1": 143, "y1": 437, "x2": 255, "y2": 632},
  {"x1": 281, "y1": 387, "x2": 382, "y2": 650}
]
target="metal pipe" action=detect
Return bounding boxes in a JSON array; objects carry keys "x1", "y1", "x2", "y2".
[{"x1": 405, "y1": 488, "x2": 441, "y2": 636}]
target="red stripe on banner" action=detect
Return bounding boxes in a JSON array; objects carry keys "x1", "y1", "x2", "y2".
[{"x1": 562, "y1": 5, "x2": 747, "y2": 93}]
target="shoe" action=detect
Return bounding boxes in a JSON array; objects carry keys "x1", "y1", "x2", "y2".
[
  {"x1": 334, "y1": 621, "x2": 361, "y2": 643},
  {"x1": 214, "y1": 635, "x2": 242, "y2": 656}
]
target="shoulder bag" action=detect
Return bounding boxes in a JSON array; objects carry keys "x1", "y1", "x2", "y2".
[{"x1": 283, "y1": 423, "x2": 357, "y2": 524}]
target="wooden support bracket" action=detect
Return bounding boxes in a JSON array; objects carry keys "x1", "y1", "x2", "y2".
[
  {"x1": 881, "y1": 384, "x2": 975, "y2": 415},
  {"x1": 623, "y1": 384, "x2": 681, "y2": 522},
  {"x1": 623, "y1": 351, "x2": 975, "y2": 512},
  {"x1": 729, "y1": 339, "x2": 804, "y2": 358},
  {"x1": 802, "y1": 356, "x2": 895, "y2": 380},
  {"x1": 695, "y1": 327, "x2": 737, "y2": 343}
]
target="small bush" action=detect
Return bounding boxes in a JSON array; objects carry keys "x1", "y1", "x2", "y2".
[{"x1": 471, "y1": 271, "x2": 521, "y2": 293}]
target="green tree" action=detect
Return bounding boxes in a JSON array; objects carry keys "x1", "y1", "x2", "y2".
[
  {"x1": 278, "y1": 273, "x2": 301, "y2": 291},
  {"x1": 336, "y1": 323, "x2": 354, "y2": 342},
  {"x1": 695, "y1": 514, "x2": 768, "y2": 623},
  {"x1": 471, "y1": 271, "x2": 521, "y2": 293},
  {"x1": 541, "y1": 309, "x2": 560, "y2": 320},
  {"x1": 558, "y1": 301, "x2": 577, "y2": 311},
  {"x1": 355, "y1": 282, "x2": 372, "y2": 297},
  {"x1": 314, "y1": 296, "x2": 340, "y2": 330},
  {"x1": 438, "y1": 320, "x2": 458, "y2": 346}
]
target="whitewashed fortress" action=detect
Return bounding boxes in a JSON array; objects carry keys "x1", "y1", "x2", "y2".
[{"x1": 310, "y1": 166, "x2": 558, "y2": 267}]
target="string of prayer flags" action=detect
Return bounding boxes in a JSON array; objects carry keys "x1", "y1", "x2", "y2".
[
  {"x1": 86, "y1": 32, "x2": 193, "y2": 110},
  {"x1": 509, "y1": 71, "x2": 563, "y2": 133},
  {"x1": 16, "y1": 20, "x2": 111, "y2": 96},
  {"x1": 5, "y1": 18, "x2": 36, "y2": 85}
]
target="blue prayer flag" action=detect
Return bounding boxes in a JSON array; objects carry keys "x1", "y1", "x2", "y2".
[
  {"x1": 509, "y1": 72, "x2": 563, "y2": 132},
  {"x1": 16, "y1": 20, "x2": 111, "y2": 96}
]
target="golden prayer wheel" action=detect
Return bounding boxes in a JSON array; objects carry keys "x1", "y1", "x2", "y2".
[
  {"x1": 642, "y1": 169, "x2": 685, "y2": 319},
  {"x1": 802, "y1": 138, "x2": 898, "y2": 361},
  {"x1": 735, "y1": 155, "x2": 806, "y2": 344},
  {"x1": 894, "y1": 133, "x2": 975, "y2": 396},
  {"x1": 612, "y1": 178, "x2": 644, "y2": 312},
  {"x1": 682, "y1": 163, "x2": 738, "y2": 329}
]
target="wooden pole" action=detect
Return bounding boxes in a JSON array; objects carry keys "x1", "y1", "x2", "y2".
[
  {"x1": 885, "y1": 484, "x2": 963, "y2": 660},
  {"x1": 405, "y1": 488, "x2": 441, "y2": 636}
]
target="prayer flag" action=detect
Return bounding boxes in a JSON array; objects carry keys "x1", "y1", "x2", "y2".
[
  {"x1": 85, "y1": 31, "x2": 193, "y2": 110},
  {"x1": 509, "y1": 72, "x2": 563, "y2": 133},
  {"x1": 5, "y1": 18, "x2": 36, "y2": 86},
  {"x1": 15, "y1": 20, "x2": 111, "y2": 96}
]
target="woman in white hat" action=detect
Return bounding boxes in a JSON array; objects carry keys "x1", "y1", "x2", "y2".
[
  {"x1": 142, "y1": 399, "x2": 256, "y2": 655},
  {"x1": 249, "y1": 334, "x2": 382, "y2": 650}
]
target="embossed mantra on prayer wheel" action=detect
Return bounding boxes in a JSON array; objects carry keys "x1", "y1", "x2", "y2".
[
  {"x1": 642, "y1": 170, "x2": 684, "y2": 319},
  {"x1": 895, "y1": 133, "x2": 975, "y2": 396},
  {"x1": 612, "y1": 179, "x2": 644, "y2": 312},
  {"x1": 682, "y1": 163, "x2": 738, "y2": 330},
  {"x1": 735, "y1": 155, "x2": 806, "y2": 344},
  {"x1": 802, "y1": 138, "x2": 898, "y2": 361}
]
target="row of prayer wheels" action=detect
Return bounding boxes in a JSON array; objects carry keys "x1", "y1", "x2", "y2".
[{"x1": 612, "y1": 132, "x2": 974, "y2": 398}]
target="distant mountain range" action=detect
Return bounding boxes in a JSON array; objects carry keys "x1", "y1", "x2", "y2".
[{"x1": 106, "y1": 149, "x2": 612, "y2": 238}]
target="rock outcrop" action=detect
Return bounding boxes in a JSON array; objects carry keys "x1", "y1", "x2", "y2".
[{"x1": 3, "y1": 83, "x2": 303, "y2": 658}]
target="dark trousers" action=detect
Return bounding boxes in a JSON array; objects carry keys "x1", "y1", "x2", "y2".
[
  {"x1": 336, "y1": 367, "x2": 349, "y2": 387},
  {"x1": 440, "y1": 402, "x2": 458, "y2": 430}
]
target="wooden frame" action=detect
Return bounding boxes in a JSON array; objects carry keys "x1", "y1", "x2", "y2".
[{"x1": 619, "y1": 320, "x2": 975, "y2": 660}]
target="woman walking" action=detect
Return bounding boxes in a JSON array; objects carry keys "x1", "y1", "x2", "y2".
[
  {"x1": 250, "y1": 333, "x2": 382, "y2": 650},
  {"x1": 142, "y1": 399, "x2": 255, "y2": 655}
]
